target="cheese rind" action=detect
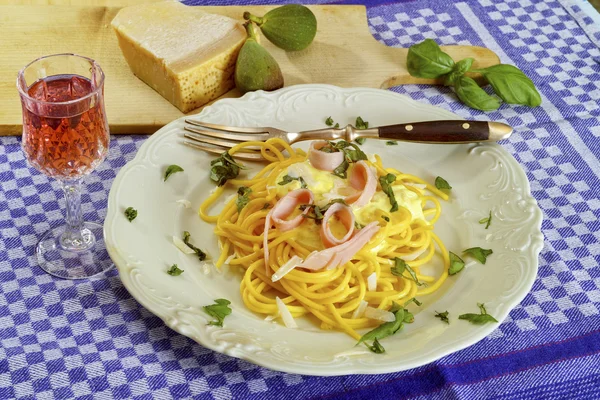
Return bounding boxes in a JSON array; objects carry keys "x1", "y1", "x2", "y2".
[{"x1": 111, "y1": 2, "x2": 246, "y2": 113}]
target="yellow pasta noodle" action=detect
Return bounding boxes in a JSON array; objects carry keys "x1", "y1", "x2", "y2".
[{"x1": 199, "y1": 138, "x2": 449, "y2": 340}]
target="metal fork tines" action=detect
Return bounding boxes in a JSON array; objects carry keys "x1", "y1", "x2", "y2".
[{"x1": 183, "y1": 120, "x2": 277, "y2": 160}]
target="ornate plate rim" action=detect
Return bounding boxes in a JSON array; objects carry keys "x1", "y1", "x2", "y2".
[{"x1": 104, "y1": 84, "x2": 543, "y2": 376}]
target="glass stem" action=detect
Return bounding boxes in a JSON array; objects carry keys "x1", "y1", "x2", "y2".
[{"x1": 60, "y1": 179, "x2": 93, "y2": 251}]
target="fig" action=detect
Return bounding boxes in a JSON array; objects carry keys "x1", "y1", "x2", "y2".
[
  {"x1": 243, "y1": 5, "x2": 317, "y2": 51},
  {"x1": 235, "y1": 23, "x2": 284, "y2": 94}
]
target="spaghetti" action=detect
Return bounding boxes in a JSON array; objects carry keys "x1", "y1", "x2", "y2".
[{"x1": 199, "y1": 138, "x2": 450, "y2": 340}]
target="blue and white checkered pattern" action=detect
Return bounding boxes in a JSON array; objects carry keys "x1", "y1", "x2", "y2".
[{"x1": 1, "y1": 0, "x2": 600, "y2": 398}]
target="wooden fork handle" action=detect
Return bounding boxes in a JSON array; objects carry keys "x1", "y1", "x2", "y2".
[{"x1": 377, "y1": 121, "x2": 512, "y2": 143}]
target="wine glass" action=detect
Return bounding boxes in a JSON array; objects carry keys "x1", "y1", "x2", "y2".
[{"x1": 17, "y1": 54, "x2": 113, "y2": 279}]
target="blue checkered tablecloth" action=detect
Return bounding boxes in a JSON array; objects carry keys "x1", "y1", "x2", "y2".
[{"x1": 1, "y1": 0, "x2": 600, "y2": 398}]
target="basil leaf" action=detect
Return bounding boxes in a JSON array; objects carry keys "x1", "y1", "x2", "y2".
[
  {"x1": 448, "y1": 251, "x2": 465, "y2": 275},
  {"x1": 407, "y1": 39, "x2": 455, "y2": 78},
  {"x1": 164, "y1": 164, "x2": 184, "y2": 182},
  {"x1": 167, "y1": 264, "x2": 184, "y2": 276},
  {"x1": 357, "y1": 307, "x2": 405, "y2": 346},
  {"x1": 124, "y1": 207, "x2": 137, "y2": 222},
  {"x1": 210, "y1": 152, "x2": 245, "y2": 186},
  {"x1": 435, "y1": 176, "x2": 452, "y2": 190},
  {"x1": 472, "y1": 64, "x2": 541, "y2": 107},
  {"x1": 454, "y1": 76, "x2": 501, "y2": 111},
  {"x1": 379, "y1": 173, "x2": 398, "y2": 212},
  {"x1": 278, "y1": 175, "x2": 307, "y2": 188},
  {"x1": 262, "y1": 203, "x2": 272, "y2": 210},
  {"x1": 408, "y1": 298, "x2": 422, "y2": 307},
  {"x1": 334, "y1": 123, "x2": 340, "y2": 128},
  {"x1": 183, "y1": 231, "x2": 207, "y2": 261},
  {"x1": 479, "y1": 211, "x2": 492, "y2": 229},
  {"x1": 325, "y1": 116, "x2": 334, "y2": 126},
  {"x1": 355, "y1": 137, "x2": 366, "y2": 145},
  {"x1": 354, "y1": 221, "x2": 365, "y2": 230},
  {"x1": 367, "y1": 338, "x2": 385, "y2": 354},
  {"x1": 459, "y1": 303, "x2": 498, "y2": 325},
  {"x1": 444, "y1": 57, "x2": 474, "y2": 86},
  {"x1": 463, "y1": 247, "x2": 493, "y2": 264},
  {"x1": 386, "y1": 141, "x2": 398, "y2": 146},
  {"x1": 391, "y1": 257, "x2": 423, "y2": 286},
  {"x1": 333, "y1": 159, "x2": 350, "y2": 179},
  {"x1": 381, "y1": 216, "x2": 390, "y2": 222},
  {"x1": 203, "y1": 299, "x2": 232, "y2": 327},
  {"x1": 355, "y1": 116, "x2": 369, "y2": 130},
  {"x1": 236, "y1": 186, "x2": 252, "y2": 212},
  {"x1": 435, "y1": 311, "x2": 450, "y2": 324}
]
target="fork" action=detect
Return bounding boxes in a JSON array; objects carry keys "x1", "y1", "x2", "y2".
[{"x1": 183, "y1": 119, "x2": 513, "y2": 160}]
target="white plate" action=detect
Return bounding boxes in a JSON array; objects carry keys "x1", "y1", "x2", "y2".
[{"x1": 104, "y1": 85, "x2": 543, "y2": 376}]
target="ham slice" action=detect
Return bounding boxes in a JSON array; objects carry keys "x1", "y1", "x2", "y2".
[
  {"x1": 298, "y1": 222, "x2": 380, "y2": 271},
  {"x1": 345, "y1": 160, "x2": 377, "y2": 208},
  {"x1": 308, "y1": 141, "x2": 344, "y2": 172},
  {"x1": 320, "y1": 202, "x2": 355, "y2": 248},
  {"x1": 263, "y1": 189, "x2": 314, "y2": 272}
]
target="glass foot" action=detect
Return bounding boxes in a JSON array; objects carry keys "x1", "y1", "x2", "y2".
[{"x1": 36, "y1": 221, "x2": 114, "y2": 280}]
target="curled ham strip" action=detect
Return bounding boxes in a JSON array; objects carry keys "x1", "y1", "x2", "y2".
[
  {"x1": 320, "y1": 203, "x2": 355, "y2": 248},
  {"x1": 263, "y1": 189, "x2": 314, "y2": 272},
  {"x1": 308, "y1": 141, "x2": 344, "y2": 172},
  {"x1": 345, "y1": 160, "x2": 377, "y2": 208},
  {"x1": 298, "y1": 222, "x2": 380, "y2": 271}
]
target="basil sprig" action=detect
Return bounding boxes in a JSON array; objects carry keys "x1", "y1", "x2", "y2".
[
  {"x1": 357, "y1": 302, "x2": 414, "y2": 354},
  {"x1": 406, "y1": 39, "x2": 541, "y2": 111}
]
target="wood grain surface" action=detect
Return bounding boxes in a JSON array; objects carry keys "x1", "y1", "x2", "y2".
[{"x1": 0, "y1": 1, "x2": 500, "y2": 135}]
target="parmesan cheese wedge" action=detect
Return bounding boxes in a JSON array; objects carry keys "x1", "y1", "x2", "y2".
[{"x1": 111, "y1": 2, "x2": 246, "y2": 113}]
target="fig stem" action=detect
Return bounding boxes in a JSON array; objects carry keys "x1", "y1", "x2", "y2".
[
  {"x1": 244, "y1": 21, "x2": 258, "y2": 40},
  {"x1": 243, "y1": 12, "x2": 264, "y2": 26}
]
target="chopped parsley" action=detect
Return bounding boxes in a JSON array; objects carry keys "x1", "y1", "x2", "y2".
[
  {"x1": 124, "y1": 207, "x2": 137, "y2": 222},
  {"x1": 167, "y1": 264, "x2": 184, "y2": 276},
  {"x1": 435, "y1": 176, "x2": 452, "y2": 190},
  {"x1": 236, "y1": 186, "x2": 252, "y2": 212},
  {"x1": 435, "y1": 311, "x2": 450, "y2": 324},
  {"x1": 183, "y1": 231, "x2": 207, "y2": 261},
  {"x1": 203, "y1": 299, "x2": 232, "y2": 327},
  {"x1": 479, "y1": 211, "x2": 492, "y2": 229}
]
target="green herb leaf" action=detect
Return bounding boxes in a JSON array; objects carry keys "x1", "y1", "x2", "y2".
[
  {"x1": 444, "y1": 57, "x2": 474, "y2": 86},
  {"x1": 448, "y1": 251, "x2": 465, "y2": 275},
  {"x1": 459, "y1": 303, "x2": 498, "y2": 325},
  {"x1": 334, "y1": 123, "x2": 340, "y2": 128},
  {"x1": 382, "y1": 216, "x2": 390, "y2": 222},
  {"x1": 357, "y1": 307, "x2": 405, "y2": 346},
  {"x1": 454, "y1": 75, "x2": 501, "y2": 111},
  {"x1": 278, "y1": 175, "x2": 307, "y2": 188},
  {"x1": 167, "y1": 264, "x2": 184, "y2": 276},
  {"x1": 391, "y1": 257, "x2": 423, "y2": 286},
  {"x1": 124, "y1": 207, "x2": 137, "y2": 222},
  {"x1": 210, "y1": 152, "x2": 245, "y2": 186},
  {"x1": 386, "y1": 141, "x2": 398, "y2": 146},
  {"x1": 367, "y1": 338, "x2": 385, "y2": 354},
  {"x1": 407, "y1": 39, "x2": 455, "y2": 78},
  {"x1": 435, "y1": 311, "x2": 450, "y2": 324},
  {"x1": 479, "y1": 211, "x2": 492, "y2": 229},
  {"x1": 332, "y1": 158, "x2": 350, "y2": 179},
  {"x1": 355, "y1": 116, "x2": 369, "y2": 130},
  {"x1": 164, "y1": 164, "x2": 184, "y2": 182},
  {"x1": 435, "y1": 176, "x2": 452, "y2": 190},
  {"x1": 262, "y1": 203, "x2": 272, "y2": 210},
  {"x1": 462, "y1": 247, "x2": 493, "y2": 264},
  {"x1": 354, "y1": 221, "x2": 365, "y2": 230},
  {"x1": 183, "y1": 231, "x2": 207, "y2": 261},
  {"x1": 355, "y1": 137, "x2": 366, "y2": 145},
  {"x1": 325, "y1": 116, "x2": 334, "y2": 126},
  {"x1": 236, "y1": 186, "x2": 252, "y2": 212},
  {"x1": 408, "y1": 298, "x2": 422, "y2": 307},
  {"x1": 301, "y1": 199, "x2": 347, "y2": 223},
  {"x1": 379, "y1": 173, "x2": 398, "y2": 212},
  {"x1": 203, "y1": 298, "x2": 232, "y2": 327},
  {"x1": 472, "y1": 64, "x2": 541, "y2": 107}
]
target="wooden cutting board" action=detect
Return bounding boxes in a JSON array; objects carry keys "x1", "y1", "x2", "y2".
[{"x1": 0, "y1": 1, "x2": 500, "y2": 135}]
